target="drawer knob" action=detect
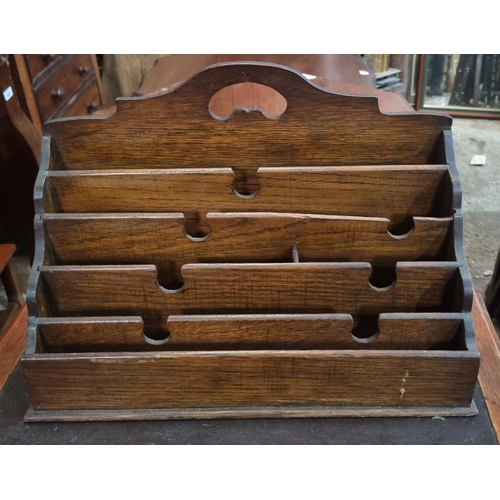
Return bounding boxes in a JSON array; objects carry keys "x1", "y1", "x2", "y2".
[
  {"x1": 42, "y1": 54, "x2": 57, "y2": 61},
  {"x1": 78, "y1": 66, "x2": 90, "y2": 75},
  {"x1": 51, "y1": 88, "x2": 65, "y2": 100},
  {"x1": 87, "y1": 101, "x2": 99, "y2": 112}
]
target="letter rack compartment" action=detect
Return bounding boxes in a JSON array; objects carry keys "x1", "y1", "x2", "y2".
[{"x1": 21, "y1": 62, "x2": 479, "y2": 421}]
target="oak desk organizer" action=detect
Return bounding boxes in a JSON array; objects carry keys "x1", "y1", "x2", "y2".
[{"x1": 22, "y1": 62, "x2": 479, "y2": 421}]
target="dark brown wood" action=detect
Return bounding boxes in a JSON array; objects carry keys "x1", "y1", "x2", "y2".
[
  {"x1": 9, "y1": 54, "x2": 104, "y2": 128},
  {"x1": 44, "y1": 63, "x2": 451, "y2": 171},
  {"x1": 21, "y1": 348, "x2": 479, "y2": 411},
  {"x1": 136, "y1": 55, "x2": 377, "y2": 96},
  {"x1": 22, "y1": 60, "x2": 478, "y2": 418},
  {"x1": 44, "y1": 166, "x2": 453, "y2": 220},
  {"x1": 42, "y1": 213, "x2": 452, "y2": 276},
  {"x1": 0, "y1": 244, "x2": 16, "y2": 273},
  {"x1": 23, "y1": 401, "x2": 479, "y2": 422},
  {"x1": 39, "y1": 263, "x2": 461, "y2": 337},
  {"x1": 25, "y1": 54, "x2": 62, "y2": 81},
  {"x1": 10, "y1": 55, "x2": 43, "y2": 133},
  {"x1": 0, "y1": 244, "x2": 27, "y2": 391},
  {"x1": 0, "y1": 304, "x2": 28, "y2": 390},
  {"x1": 0, "y1": 57, "x2": 40, "y2": 238},
  {"x1": 473, "y1": 287, "x2": 500, "y2": 442},
  {"x1": 36, "y1": 313, "x2": 463, "y2": 352},
  {"x1": 132, "y1": 55, "x2": 413, "y2": 117},
  {"x1": 0, "y1": 56, "x2": 41, "y2": 164}
]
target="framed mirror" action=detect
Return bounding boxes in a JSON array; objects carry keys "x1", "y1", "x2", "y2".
[{"x1": 415, "y1": 54, "x2": 500, "y2": 118}]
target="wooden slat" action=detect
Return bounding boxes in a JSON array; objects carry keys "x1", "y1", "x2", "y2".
[
  {"x1": 44, "y1": 63, "x2": 451, "y2": 170},
  {"x1": 21, "y1": 349, "x2": 479, "y2": 411},
  {"x1": 38, "y1": 263, "x2": 460, "y2": 334},
  {"x1": 36, "y1": 313, "x2": 463, "y2": 352},
  {"x1": 167, "y1": 313, "x2": 462, "y2": 350},
  {"x1": 45, "y1": 166, "x2": 452, "y2": 220},
  {"x1": 0, "y1": 244, "x2": 16, "y2": 274},
  {"x1": 43, "y1": 213, "x2": 452, "y2": 277},
  {"x1": 38, "y1": 317, "x2": 145, "y2": 352},
  {"x1": 1, "y1": 258, "x2": 25, "y2": 306},
  {"x1": 23, "y1": 403, "x2": 479, "y2": 421}
]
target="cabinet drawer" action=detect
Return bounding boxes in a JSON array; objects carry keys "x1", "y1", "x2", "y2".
[
  {"x1": 35, "y1": 55, "x2": 95, "y2": 121},
  {"x1": 25, "y1": 54, "x2": 62, "y2": 80},
  {"x1": 63, "y1": 81, "x2": 102, "y2": 118}
]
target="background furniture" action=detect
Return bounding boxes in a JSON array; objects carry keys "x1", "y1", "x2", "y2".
[
  {"x1": 0, "y1": 244, "x2": 27, "y2": 391},
  {"x1": 9, "y1": 54, "x2": 104, "y2": 133},
  {"x1": 0, "y1": 55, "x2": 41, "y2": 254}
]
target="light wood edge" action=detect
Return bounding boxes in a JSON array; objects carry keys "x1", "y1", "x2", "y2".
[
  {"x1": 473, "y1": 287, "x2": 500, "y2": 443},
  {"x1": 12, "y1": 55, "x2": 42, "y2": 134},
  {"x1": 24, "y1": 400, "x2": 478, "y2": 422},
  {"x1": 90, "y1": 55, "x2": 105, "y2": 108}
]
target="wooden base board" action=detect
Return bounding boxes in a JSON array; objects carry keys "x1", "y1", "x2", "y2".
[{"x1": 24, "y1": 401, "x2": 478, "y2": 422}]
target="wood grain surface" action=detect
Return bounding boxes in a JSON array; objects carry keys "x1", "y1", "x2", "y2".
[
  {"x1": 44, "y1": 166, "x2": 453, "y2": 220},
  {"x1": 0, "y1": 304, "x2": 28, "y2": 390},
  {"x1": 38, "y1": 263, "x2": 461, "y2": 335},
  {"x1": 44, "y1": 63, "x2": 451, "y2": 170},
  {"x1": 473, "y1": 288, "x2": 500, "y2": 442},
  {"x1": 21, "y1": 348, "x2": 479, "y2": 411},
  {"x1": 36, "y1": 313, "x2": 464, "y2": 352},
  {"x1": 42, "y1": 213, "x2": 452, "y2": 278}
]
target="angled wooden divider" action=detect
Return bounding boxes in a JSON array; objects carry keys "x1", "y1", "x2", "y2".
[
  {"x1": 42, "y1": 213, "x2": 453, "y2": 279},
  {"x1": 44, "y1": 166, "x2": 453, "y2": 220},
  {"x1": 38, "y1": 263, "x2": 461, "y2": 336},
  {"x1": 36, "y1": 313, "x2": 464, "y2": 352}
]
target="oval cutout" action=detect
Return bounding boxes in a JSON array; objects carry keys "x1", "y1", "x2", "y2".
[{"x1": 209, "y1": 82, "x2": 287, "y2": 120}]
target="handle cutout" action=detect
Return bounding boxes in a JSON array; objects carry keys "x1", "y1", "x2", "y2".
[{"x1": 208, "y1": 82, "x2": 287, "y2": 121}]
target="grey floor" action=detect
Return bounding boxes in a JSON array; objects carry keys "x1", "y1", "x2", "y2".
[{"x1": 453, "y1": 118, "x2": 500, "y2": 297}]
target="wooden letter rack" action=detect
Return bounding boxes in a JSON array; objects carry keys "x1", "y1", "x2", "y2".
[{"x1": 22, "y1": 62, "x2": 480, "y2": 421}]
